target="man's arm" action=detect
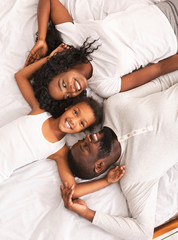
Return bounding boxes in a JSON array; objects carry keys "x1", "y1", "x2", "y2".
[
  {"x1": 50, "y1": 146, "x2": 125, "y2": 198},
  {"x1": 61, "y1": 183, "x2": 96, "y2": 221},
  {"x1": 120, "y1": 54, "x2": 178, "y2": 92},
  {"x1": 118, "y1": 70, "x2": 178, "y2": 99},
  {"x1": 61, "y1": 181, "x2": 159, "y2": 240}
]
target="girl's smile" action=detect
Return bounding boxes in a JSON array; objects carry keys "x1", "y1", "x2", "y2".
[
  {"x1": 65, "y1": 118, "x2": 72, "y2": 129},
  {"x1": 58, "y1": 102, "x2": 95, "y2": 134}
]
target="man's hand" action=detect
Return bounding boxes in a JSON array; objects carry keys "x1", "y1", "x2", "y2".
[
  {"x1": 106, "y1": 165, "x2": 125, "y2": 184},
  {"x1": 24, "y1": 40, "x2": 48, "y2": 66},
  {"x1": 61, "y1": 183, "x2": 87, "y2": 213},
  {"x1": 60, "y1": 183, "x2": 95, "y2": 221}
]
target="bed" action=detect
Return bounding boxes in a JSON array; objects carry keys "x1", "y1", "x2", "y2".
[{"x1": 0, "y1": 0, "x2": 177, "y2": 239}]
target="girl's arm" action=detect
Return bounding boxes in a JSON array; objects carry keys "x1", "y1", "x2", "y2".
[
  {"x1": 50, "y1": 146, "x2": 125, "y2": 198},
  {"x1": 120, "y1": 54, "x2": 178, "y2": 92},
  {"x1": 61, "y1": 184, "x2": 96, "y2": 222},
  {"x1": 25, "y1": 0, "x2": 73, "y2": 66}
]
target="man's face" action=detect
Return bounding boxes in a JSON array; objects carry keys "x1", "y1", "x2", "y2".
[{"x1": 70, "y1": 127, "x2": 114, "y2": 169}]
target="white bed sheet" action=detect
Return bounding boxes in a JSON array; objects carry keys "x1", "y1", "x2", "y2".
[{"x1": 0, "y1": 0, "x2": 177, "y2": 239}]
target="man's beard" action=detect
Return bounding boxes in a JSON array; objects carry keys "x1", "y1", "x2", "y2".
[{"x1": 97, "y1": 127, "x2": 114, "y2": 159}]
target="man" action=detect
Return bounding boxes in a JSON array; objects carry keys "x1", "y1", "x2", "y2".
[
  {"x1": 67, "y1": 126, "x2": 122, "y2": 180},
  {"x1": 61, "y1": 82, "x2": 178, "y2": 240}
]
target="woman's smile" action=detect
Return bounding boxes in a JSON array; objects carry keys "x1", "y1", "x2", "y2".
[
  {"x1": 48, "y1": 69, "x2": 88, "y2": 100},
  {"x1": 58, "y1": 78, "x2": 82, "y2": 92},
  {"x1": 74, "y1": 79, "x2": 81, "y2": 91}
]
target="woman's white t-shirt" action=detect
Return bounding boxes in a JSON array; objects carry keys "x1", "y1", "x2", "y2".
[{"x1": 56, "y1": 4, "x2": 177, "y2": 98}]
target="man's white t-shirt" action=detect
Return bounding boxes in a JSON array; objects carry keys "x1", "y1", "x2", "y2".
[{"x1": 92, "y1": 83, "x2": 178, "y2": 240}]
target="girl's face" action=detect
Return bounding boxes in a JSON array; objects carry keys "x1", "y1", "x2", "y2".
[
  {"x1": 48, "y1": 69, "x2": 88, "y2": 100},
  {"x1": 58, "y1": 102, "x2": 95, "y2": 134}
]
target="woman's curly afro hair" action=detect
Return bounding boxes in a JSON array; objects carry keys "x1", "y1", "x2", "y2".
[{"x1": 32, "y1": 22, "x2": 100, "y2": 118}]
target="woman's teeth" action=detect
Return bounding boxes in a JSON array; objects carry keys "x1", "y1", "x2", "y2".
[{"x1": 75, "y1": 80, "x2": 81, "y2": 91}]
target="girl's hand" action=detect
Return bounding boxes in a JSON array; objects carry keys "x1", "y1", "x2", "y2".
[
  {"x1": 61, "y1": 182, "x2": 96, "y2": 221},
  {"x1": 25, "y1": 39, "x2": 48, "y2": 66},
  {"x1": 106, "y1": 165, "x2": 125, "y2": 184},
  {"x1": 61, "y1": 183, "x2": 88, "y2": 214},
  {"x1": 49, "y1": 43, "x2": 71, "y2": 57}
]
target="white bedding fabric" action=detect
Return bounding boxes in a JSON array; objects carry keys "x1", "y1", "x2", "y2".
[{"x1": 0, "y1": 0, "x2": 177, "y2": 239}]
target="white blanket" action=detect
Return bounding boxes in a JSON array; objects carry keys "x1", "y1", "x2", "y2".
[{"x1": 0, "y1": 0, "x2": 177, "y2": 239}]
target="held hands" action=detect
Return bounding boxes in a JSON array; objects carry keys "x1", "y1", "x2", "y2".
[
  {"x1": 60, "y1": 166, "x2": 125, "y2": 221},
  {"x1": 25, "y1": 39, "x2": 48, "y2": 66},
  {"x1": 106, "y1": 165, "x2": 125, "y2": 184},
  {"x1": 60, "y1": 183, "x2": 88, "y2": 216}
]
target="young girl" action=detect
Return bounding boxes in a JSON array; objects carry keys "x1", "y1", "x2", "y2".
[
  {"x1": 0, "y1": 94, "x2": 100, "y2": 178},
  {"x1": 25, "y1": 0, "x2": 178, "y2": 104},
  {"x1": 0, "y1": 92, "x2": 125, "y2": 197}
]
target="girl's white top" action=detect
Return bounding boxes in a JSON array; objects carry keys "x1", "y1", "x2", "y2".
[
  {"x1": 0, "y1": 112, "x2": 65, "y2": 180},
  {"x1": 56, "y1": 4, "x2": 177, "y2": 98}
]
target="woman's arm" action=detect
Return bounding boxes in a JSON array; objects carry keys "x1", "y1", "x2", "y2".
[
  {"x1": 15, "y1": 56, "x2": 49, "y2": 111},
  {"x1": 16, "y1": 43, "x2": 69, "y2": 111},
  {"x1": 50, "y1": 0, "x2": 73, "y2": 25},
  {"x1": 38, "y1": 0, "x2": 72, "y2": 40},
  {"x1": 25, "y1": 0, "x2": 73, "y2": 66},
  {"x1": 25, "y1": 0, "x2": 50, "y2": 66},
  {"x1": 120, "y1": 54, "x2": 178, "y2": 92},
  {"x1": 50, "y1": 146, "x2": 125, "y2": 198}
]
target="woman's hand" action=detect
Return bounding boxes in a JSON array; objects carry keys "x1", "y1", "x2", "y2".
[
  {"x1": 24, "y1": 39, "x2": 48, "y2": 66},
  {"x1": 106, "y1": 165, "x2": 125, "y2": 184},
  {"x1": 49, "y1": 43, "x2": 71, "y2": 57}
]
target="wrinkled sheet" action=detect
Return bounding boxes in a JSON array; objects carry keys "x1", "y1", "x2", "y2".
[{"x1": 0, "y1": 0, "x2": 177, "y2": 239}]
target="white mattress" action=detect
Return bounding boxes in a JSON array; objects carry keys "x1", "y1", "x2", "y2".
[{"x1": 0, "y1": 0, "x2": 177, "y2": 239}]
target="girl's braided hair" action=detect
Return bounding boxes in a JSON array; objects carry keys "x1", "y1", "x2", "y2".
[{"x1": 32, "y1": 21, "x2": 100, "y2": 118}]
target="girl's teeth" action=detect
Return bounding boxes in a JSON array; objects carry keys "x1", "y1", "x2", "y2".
[{"x1": 66, "y1": 120, "x2": 71, "y2": 129}]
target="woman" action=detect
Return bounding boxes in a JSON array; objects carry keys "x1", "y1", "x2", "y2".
[
  {"x1": 26, "y1": 0, "x2": 178, "y2": 102},
  {"x1": 27, "y1": 37, "x2": 100, "y2": 117}
]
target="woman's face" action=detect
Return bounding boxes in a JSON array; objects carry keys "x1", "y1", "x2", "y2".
[
  {"x1": 58, "y1": 102, "x2": 95, "y2": 134},
  {"x1": 48, "y1": 69, "x2": 88, "y2": 100}
]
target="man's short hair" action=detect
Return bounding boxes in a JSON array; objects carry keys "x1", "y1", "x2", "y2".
[{"x1": 68, "y1": 149, "x2": 97, "y2": 180}]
